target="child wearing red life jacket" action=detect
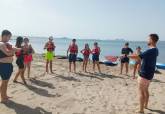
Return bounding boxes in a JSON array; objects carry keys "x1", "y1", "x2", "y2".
[
  {"x1": 67, "y1": 39, "x2": 78, "y2": 72},
  {"x1": 23, "y1": 38, "x2": 35, "y2": 78},
  {"x1": 13, "y1": 36, "x2": 27, "y2": 85},
  {"x1": 92, "y1": 42, "x2": 101, "y2": 73},
  {"x1": 81, "y1": 43, "x2": 91, "y2": 72},
  {"x1": 44, "y1": 36, "x2": 56, "y2": 74}
]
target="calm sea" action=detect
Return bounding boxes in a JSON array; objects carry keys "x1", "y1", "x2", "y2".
[{"x1": 10, "y1": 37, "x2": 165, "y2": 63}]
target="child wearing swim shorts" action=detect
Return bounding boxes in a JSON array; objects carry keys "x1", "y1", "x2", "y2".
[
  {"x1": 67, "y1": 39, "x2": 78, "y2": 72},
  {"x1": 92, "y1": 42, "x2": 101, "y2": 73},
  {"x1": 0, "y1": 30, "x2": 18, "y2": 102},
  {"x1": 129, "y1": 34, "x2": 159, "y2": 113},
  {"x1": 120, "y1": 42, "x2": 133, "y2": 75},
  {"x1": 81, "y1": 43, "x2": 91, "y2": 72},
  {"x1": 23, "y1": 37, "x2": 35, "y2": 78},
  {"x1": 13, "y1": 36, "x2": 27, "y2": 85},
  {"x1": 44, "y1": 36, "x2": 55, "y2": 74},
  {"x1": 132, "y1": 46, "x2": 142, "y2": 79}
]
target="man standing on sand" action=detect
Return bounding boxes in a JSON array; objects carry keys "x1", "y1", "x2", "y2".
[
  {"x1": 129, "y1": 34, "x2": 159, "y2": 113},
  {"x1": 0, "y1": 30, "x2": 20, "y2": 102}
]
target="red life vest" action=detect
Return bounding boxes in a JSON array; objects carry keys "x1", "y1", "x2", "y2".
[
  {"x1": 70, "y1": 44, "x2": 77, "y2": 53},
  {"x1": 23, "y1": 45, "x2": 33, "y2": 55},
  {"x1": 82, "y1": 49, "x2": 90, "y2": 56},
  {"x1": 15, "y1": 50, "x2": 22, "y2": 57},
  {"x1": 92, "y1": 47, "x2": 100, "y2": 55},
  {"x1": 47, "y1": 42, "x2": 55, "y2": 52}
]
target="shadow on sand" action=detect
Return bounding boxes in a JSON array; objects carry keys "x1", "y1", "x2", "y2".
[
  {"x1": 29, "y1": 78, "x2": 55, "y2": 89},
  {"x1": 76, "y1": 72, "x2": 104, "y2": 80},
  {"x1": 3, "y1": 100, "x2": 52, "y2": 114},
  {"x1": 152, "y1": 79, "x2": 165, "y2": 84},
  {"x1": 56, "y1": 75, "x2": 81, "y2": 82},
  {"x1": 25, "y1": 84, "x2": 56, "y2": 98},
  {"x1": 87, "y1": 72, "x2": 125, "y2": 79},
  {"x1": 147, "y1": 108, "x2": 165, "y2": 114}
]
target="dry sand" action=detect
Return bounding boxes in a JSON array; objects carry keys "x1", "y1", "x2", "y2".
[{"x1": 0, "y1": 54, "x2": 165, "y2": 114}]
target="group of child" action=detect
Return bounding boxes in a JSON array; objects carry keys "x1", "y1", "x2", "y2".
[
  {"x1": 120, "y1": 42, "x2": 142, "y2": 79},
  {"x1": 44, "y1": 38, "x2": 102, "y2": 74},
  {"x1": 0, "y1": 29, "x2": 160, "y2": 114},
  {"x1": 67, "y1": 39, "x2": 101, "y2": 73}
]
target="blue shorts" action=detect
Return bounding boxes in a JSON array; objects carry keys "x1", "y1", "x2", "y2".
[
  {"x1": 92, "y1": 54, "x2": 99, "y2": 62},
  {"x1": 69, "y1": 54, "x2": 77, "y2": 62},
  {"x1": 0, "y1": 63, "x2": 13, "y2": 80}
]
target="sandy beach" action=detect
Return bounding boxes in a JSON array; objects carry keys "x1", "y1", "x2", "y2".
[{"x1": 0, "y1": 54, "x2": 165, "y2": 114}]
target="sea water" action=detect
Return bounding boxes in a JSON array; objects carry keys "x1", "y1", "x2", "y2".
[{"x1": 10, "y1": 37, "x2": 165, "y2": 63}]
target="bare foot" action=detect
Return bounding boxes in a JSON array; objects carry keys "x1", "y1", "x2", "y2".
[
  {"x1": 144, "y1": 105, "x2": 148, "y2": 109},
  {"x1": 1, "y1": 98, "x2": 8, "y2": 103},
  {"x1": 23, "y1": 81, "x2": 27, "y2": 85},
  {"x1": 136, "y1": 110, "x2": 144, "y2": 114},
  {"x1": 5, "y1": 96, "x2": 12, "y2": 100},
  {"x1": 51, "y1": 71, "x2": 55, "y2": 74},
  {"x1": 13, "y1": 80, "x2": 18, "y2": 83}
]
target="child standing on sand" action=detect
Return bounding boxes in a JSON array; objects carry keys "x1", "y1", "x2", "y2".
[
  {"x1": 0, "y1": 30, "x2": 20, "y2": 102},
  {"x1": 92, "y1": 42, "x2": 101, "y2": 73},
  {"x1": 13, "y1": 37, "x2": 27, "y2": 85},
  {"x1": 67, "y1": 39, "x2": 78, "y2": 72},
  {"x1": 44, "y1": 36, "x2": 56, "y2": 74},
  {"x1": 132, "y1": 46, "x2": 142, "y2": 79},
  {"x1": 129, "y1": 34, "x2": 159, "y2": 113},
  {"x1": 23, "y1": 38, "x2": 35, "y2": 78},
  {"x1": 81, "y1": 43, "x2": 91, "y2": 72},
  {"x1": 120, "y1": 42, "x2": 133, "y2": 75}
]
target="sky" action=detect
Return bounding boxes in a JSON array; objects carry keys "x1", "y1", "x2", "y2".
[{"x1": 0, "y1": 0, "x2": 164, "y2": 41}]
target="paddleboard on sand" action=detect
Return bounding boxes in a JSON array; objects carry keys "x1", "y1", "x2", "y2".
[
  {"x1": 105, "y1": 56, "x2": 118, "y2": 62},
  {"x1": 156, "y1": 63, "x2": 165, "y2": 70}
]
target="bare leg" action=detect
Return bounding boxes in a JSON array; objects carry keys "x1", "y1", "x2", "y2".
[
  {"x1": 120, "y1": 63, "x2": 124, "y2": 74},
  {"x1": 0, "y1": 80, "x2": 9, "y2": 102},
  {"x1": 138, "y1": 82, "x2": 145, "y2": 113},
  {"x1": 144, "y1": 85, "x2": 149, "y2": 109},
  {"x1": 69, "y1": 62, "x2": 72, "y2": 72},
  {"x1": 46, "y1": 60, "x2": 49, "y2": 73},
  {"x1": 93, "y1": 61, "x2": 96, "y2": 72},
  {"x1": 73, "y1": 62, "x2": 76, "y2": 73},
  {"x1": 20, "y1": 69, "x2": 26, "y2": 85},
  {"x1": 82, "y1": 60, "x2": 85, "y2": 71},
  {"x1": 84, "y1": 60, "x2": 88, "y2": 72},
  {"x1": 50, "y1": 61, "x2": 54, "y2": 73},
  {"x1": 13, "y1": 70, "x2": 21, "y2": 82},
  {"x1": 96, "y1": 61, "x2": 101, "y2": 73},
  {"x1": 133, "y1": 64, "x2": 137, "y2": 79},
  {"x1": 125, "y1": 62, "x2": 129, "y2": 75},
  {"x1": 27, "y1": 62, "x2": 31, "y2": 78}
]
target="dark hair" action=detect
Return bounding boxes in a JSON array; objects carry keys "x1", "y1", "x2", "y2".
[
  {"x1": 94, "y1": 42, "x2": 98, "y2": 45},
  {"x1": 136, "y1": 46, "x2": 141, "y2": 49},
  {"x1": 24, "y1": 37, "x2": 29, "y2": 42},
  {"x1": 15, "y1": 36, "x2": 23, "y2": 48},
  {"x1": 72, "y1": 39, "x2": 76, "y2": 42},
  {"x1": 149, "y1": 34, "x2": 159, "y2": 43},
  {"x1": 1, "y1": 30, "x2": 12, "y2": 37},
  {"x1": 125, "y1": 42, "x2": 129, "y2": 46}
]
